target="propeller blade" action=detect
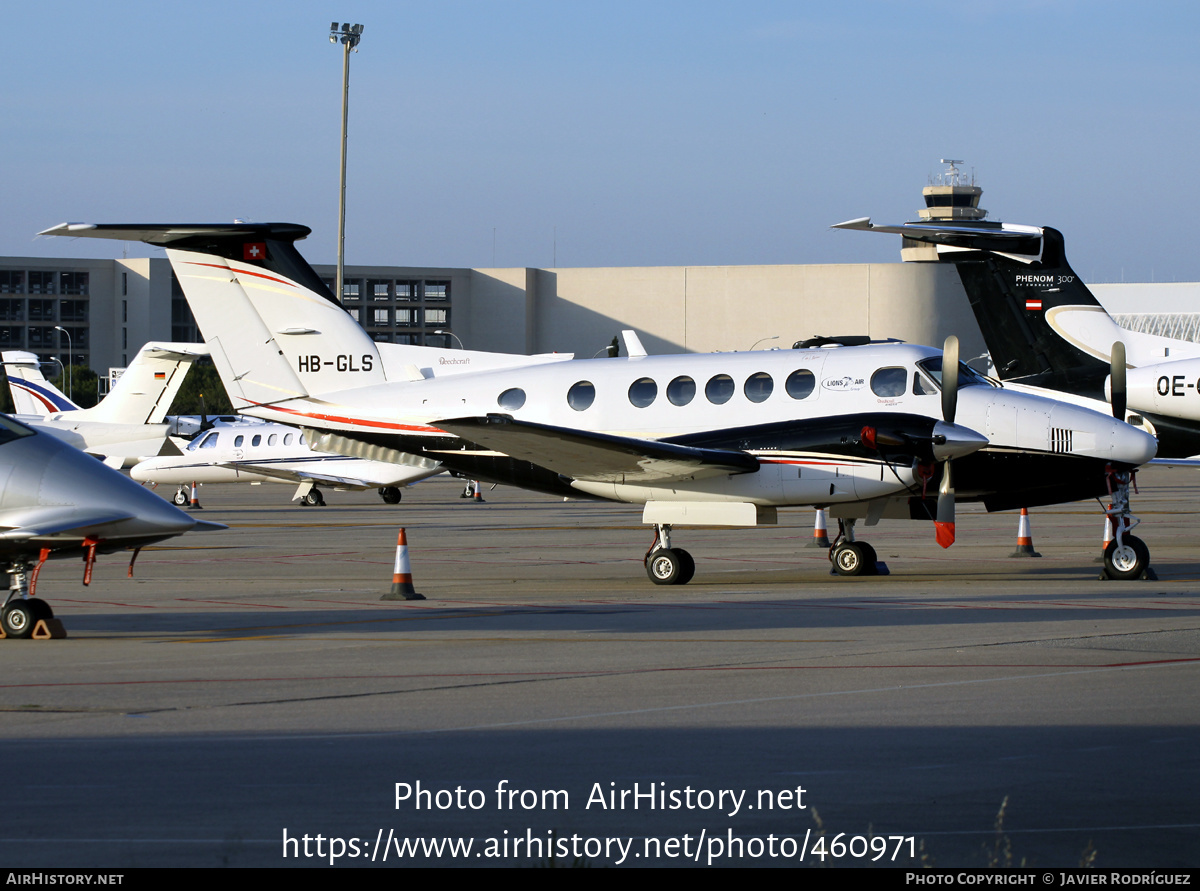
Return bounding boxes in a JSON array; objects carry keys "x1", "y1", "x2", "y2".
[
  {"x1": 934, "y1": 460, "x2": 955, "y2": 548},
  {"x1": 942, "y1": 335, "x2": 959, "y2": 424},
  {"x1": 1110, "y1": 341, "x2": 1127, "y2": 421}
]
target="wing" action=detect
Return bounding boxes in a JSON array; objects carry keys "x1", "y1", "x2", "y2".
[
  {"x1": 0, "y1": 506, "x2": 137, "y2": 540},
  {"x1": 217, "y1": 460, "x2": 435, "y2": 489},
  {"x1": 213, "y1": 461, "x2": 374, "y2": 488},
  {"x1": 434, "y1": 415, "x2": 758, "y2": 484}
]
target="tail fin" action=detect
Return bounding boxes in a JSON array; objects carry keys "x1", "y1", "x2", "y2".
[
  {"x1": 834, "y1": 219, "x2": 1116, "y2": 397},
  {"x1": 38, "y1": 224, "x2": 387, "y2": 410},
  {"x1": 86, "y1": 342, "x2": 209, "y2": 426},
  {"x1": 2, "y1": 351, "x2": 80, "y2": 415}
]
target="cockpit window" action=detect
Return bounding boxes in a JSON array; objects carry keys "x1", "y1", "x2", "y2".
[
  {"x1": 196, "y1": 431, "x2": 218, "y2": 449},
  {"x1": 913, "y1": 372, "x2": 938, "y2": 396},
  {"x1": 916, "y1": 357, "x2": 996, "y2": 389},
  {"x1": 870, "y1": 367, "x2": 907, "y2": 397}
]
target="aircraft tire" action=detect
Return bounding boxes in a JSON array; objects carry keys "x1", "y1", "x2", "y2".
[
  {"x1": 857, "y1": 542, "x2": 879, "y2": 575},
  {"x1": 2, "y1": 601, "x2": 37, "y2": 639},
  {"x1": 646, "y1": 548, "x2": 683, "y2": 585},
  {"x1": 378, "y1": 487, "x2": 402, "y2": 504},
  {"x1": 674, "y1": 549, "x2": 696, "y2": 585},
  {"x1": 172, "y1": 489, "x2": 189, "y2": 506},
  {"x1": 832, "y1": 543, "x2": 868, "y2": 576},
  {"x1": 304, "y1": 489, "x2": 326, "y2": 507},
  {"x1": 1104, "y1": 536, "x2": 1150, "y2": 580}
]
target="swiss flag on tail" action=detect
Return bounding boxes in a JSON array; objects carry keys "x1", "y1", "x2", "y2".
[{"x1": 243, "y1": 242, "x2": 266, "y2": 261}]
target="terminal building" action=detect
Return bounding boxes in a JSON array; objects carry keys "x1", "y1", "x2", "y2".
[{"x1": 1, "y1": 165, "x2": 1193, "y2": 388}]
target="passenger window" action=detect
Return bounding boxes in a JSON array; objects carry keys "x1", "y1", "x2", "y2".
[
  {"x1": 785, "y1": 369, "x2": 815, "y2": 399},
  {"x1": 497, "y1": 388, "x2": 526, "y2": 411},
  {"x1": 268, "y1": 434, "x2": 278, "y2": 446},
  {"x1": 705, "y1": 374, "x2": 734, "y2": 404},
  {"x1": 299, "y1": 433, "x2": 306, "y2": 445},
  {"x1": 283, "y1": 433, "x2": 293, "y2": 446},
  {"x1": 252, "y1": 435, "x2": 262, "y2": 447},
  {"x1": 667, "y1": 376, "x2": 696, "y2": 406},
  {"x1": 744, "y1": 372, "x2": 773, "y2": 403},
  {"x1": 567, "y1": 381, "x2": 595, "y2": 411},
  {"x1": 234, "y1": 435, "x2": 244, "y2": 447},
  {"x1": 871, "y1": 367, "x2": 907, "y2": 397},
  {"x1": 628, "y1": 377, "x2": 658, "y2": 408}
]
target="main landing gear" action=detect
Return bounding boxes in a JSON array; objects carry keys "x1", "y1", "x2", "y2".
[
  {"x1": 1101, "y1": 467, "x2": 1154, "y2": 581},
  {"x1": 644, "y1": 524, "x2": 696, "y2": 586},
  {"x1": 301, "y1": 487, "x2": 326, "y2": 507},
  {"x1": 2, "y1": 559, "x2": 56, "y2": 640},
  {"x1": 378, "y1": 486, "x2": 402, "y2": 504},
  {"x1": 829, "y1": 518, "x2": 882, "y2": 577}
]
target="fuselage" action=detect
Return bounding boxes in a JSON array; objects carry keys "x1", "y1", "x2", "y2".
[
  {"x1": 245, "y1": 342, "x2": 1157, "y2": 511},
  {"x1": 131, "y1": 421, "x2": 440, "y2": 489}
]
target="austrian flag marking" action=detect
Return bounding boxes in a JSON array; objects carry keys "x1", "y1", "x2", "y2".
[
  {"x1": 1025, "y1": 299, "x2": 1043, "y2": 311},
  {"x1": 243, "y1": 242, "x2": 266, "y2": 261}
]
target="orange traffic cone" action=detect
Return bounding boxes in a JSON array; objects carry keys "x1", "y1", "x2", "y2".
[
  {"x1": 188, "y1": 481, "x2": 202, "y2": 510},
  {"x1": 807, "y1": 508, "x2": 830, "y2": 548},
  {"x1": 1009, "y1": 508, "x2": 1041, "y2": 557},
  {"x1": 1097, "y1": 511, "x2": 1113, "y2": 563},
  {"x1": 472, "y1": 480, "x2": 485, "y2": 503},
  {"x1": 382, "y1": 528, "x2": 425, "y2": 601}
]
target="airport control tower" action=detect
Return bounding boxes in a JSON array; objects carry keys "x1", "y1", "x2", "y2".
[{"x1": 901, "y1": 159, "x2": 986, "y2": 261}]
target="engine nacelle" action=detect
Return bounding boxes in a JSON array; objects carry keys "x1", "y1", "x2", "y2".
[{"x1": 1112, "y1": 357, "x2": 1200, "y2": 422}]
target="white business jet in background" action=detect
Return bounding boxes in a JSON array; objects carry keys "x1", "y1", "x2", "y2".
[{"x1": 131, "y1": 420, "x2": 441, "y2": 506}]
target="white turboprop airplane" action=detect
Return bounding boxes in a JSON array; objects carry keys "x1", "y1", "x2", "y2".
[
  {"x1": 41, "y1": 222, "x2": 1159, "y2": 583},
  {"x1": 2, "y1": 342, "x2": 207, "y2": 465},
  {"x1": 131, "y1": 420, "x2": 442, "y2": 506}
]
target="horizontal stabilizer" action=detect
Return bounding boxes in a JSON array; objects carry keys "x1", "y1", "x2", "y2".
[
  {"x1": 435, "y1": 415, "x2": 759, "y2": 484},
  {"x1": 831, "y1": 218, "x2": 1044, "y2": 259}
]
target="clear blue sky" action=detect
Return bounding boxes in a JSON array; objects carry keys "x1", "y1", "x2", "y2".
[{"x1": 4, "y1": 1, "x2": 1198, "y2": 282}]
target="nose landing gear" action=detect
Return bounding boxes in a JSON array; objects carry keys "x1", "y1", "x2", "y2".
[
  {"x1": 829, "y1": 518, "x2": 882, "y2": 577},
  {"x1": 1, "y1": 558, "x2": 62, "y2": 640},
  {"x1": 644, "y1": 524, "x2": 695, "y2": 586},
  {"x1": 1101, "y1": 467, "x2": 1154, "y2": 581}
]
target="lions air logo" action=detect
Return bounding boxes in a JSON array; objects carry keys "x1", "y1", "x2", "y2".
[{"x1": 822, "y1": 375, "x2": 865, "y2": 392}]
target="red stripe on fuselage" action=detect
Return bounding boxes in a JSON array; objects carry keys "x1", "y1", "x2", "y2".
[{"x1": 242, "y1": 399, "x2": 444, "y2": 434}]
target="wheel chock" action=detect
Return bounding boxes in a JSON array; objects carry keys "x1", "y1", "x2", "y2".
[{"x1": 32, "y1": 618, "x2": 67, "y2": 640}]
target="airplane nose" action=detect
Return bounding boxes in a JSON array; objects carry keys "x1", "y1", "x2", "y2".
[
  {"x1": 129, "y1": 460, "x2": 159, "y2": 482},
  {"x1": 931, "y1": 421, "x2": 989, "y2": 461},
  {"x1": 1112, "y1": 420, "x2": 1158, "y2": 466}
]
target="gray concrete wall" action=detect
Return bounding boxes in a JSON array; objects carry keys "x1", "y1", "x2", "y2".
[{"x1": 475, "y1": 261, "x2": 986, "y2": 361}]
